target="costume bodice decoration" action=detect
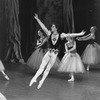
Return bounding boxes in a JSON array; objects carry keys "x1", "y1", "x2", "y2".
[
  {"x1": 51, "y1": 33, "x2": 59, "y2": 45},
  {"x1": 37, "y1": 37, "x2": 45, "y2": 45},
  {"x1": 65, "y1": 41, "x2": 74, "y2": 50},
  {"x1": 65, "y1": 40, "x2": 76, "y2": 53},
  {"x1": 48, "y1": 33, "x2": 61, "y2": 49},
  {"x1": 88, "y1": 34, "x2": 95, "y2": 44}
]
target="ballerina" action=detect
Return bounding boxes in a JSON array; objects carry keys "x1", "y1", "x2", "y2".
[
  {"x1": 77, "y1": 26, "x2": 100, "y2": 71},
  {"x1": 58, "y1": 37, "x2": 85, "y2": 81},
  {"x1": 27, "y1": 29, "x2": 48, "y2": 70}
]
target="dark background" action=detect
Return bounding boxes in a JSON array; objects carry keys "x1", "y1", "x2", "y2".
[{"x1": 0, "y1": 0, "x2": 100, "y2": 61}]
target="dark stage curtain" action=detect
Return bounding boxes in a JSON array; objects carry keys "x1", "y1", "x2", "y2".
[
  {"x1": 36, "y1": 0, "x2": 74, "y2": 33},
  {"x1": 19, "y1": 0, "x2": 37, "y2": 61},
  {"x1": 62, "y1": 0, "x2": 74, "y2": 33},
  {"x1": 0, "y1": 0, "x2": 24, "y2": 63},
  {"x1": 0, "y1": 0, "x2": 8, "y2": 60}
]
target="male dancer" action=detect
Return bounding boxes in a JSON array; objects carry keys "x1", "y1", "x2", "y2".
[{"x1": 29, "y1": 13, "x2": 85, "y2": 89}]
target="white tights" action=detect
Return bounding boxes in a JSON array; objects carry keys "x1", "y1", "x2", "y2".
[{"x1": 29, "y1": 51, "x2": 57, "y2": 88}]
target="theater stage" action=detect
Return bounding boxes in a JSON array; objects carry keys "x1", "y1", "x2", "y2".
[{"x1": 0, "y1": 62, "x2": 100, "y2": 100}]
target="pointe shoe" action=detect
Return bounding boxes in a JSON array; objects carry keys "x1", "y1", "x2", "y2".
[
  {"x1": 87, "y1": 67, "x2": 89, "y2": 71},
  {"x1": 37, "y1": 81, "x2": 43, "y2": 89},
  {"x1": 5, "y1": 75, "x2": 10, "y2": 81},
  {"x1": 29, "y1": 79, "x2": 37, "y2": 87},
  {"x1": 68, "y1": 78, "x2": 74, "y2": 82},
  {"x1": 19, "y1": 59, "x2": 26, "y2": 64}
]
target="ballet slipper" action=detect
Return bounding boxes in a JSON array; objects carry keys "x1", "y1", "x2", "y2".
[
  {"x1": 87, "y1": 67, "x2": 89, "y2": 71},
  {"x1": 4, "y1": 75, "x2": 10, "y2": 81},
  {"x1": 29, "y1": 79, "x2": 37, "y2": 87},
  {"x1": 68, "y1": 78, "x2": 74, "y2": 82},
  {"x1": 19, "y1": 59, "x2": 26, "y2": 64},
  {"x1": 37, "y1": 80, "x2": 43, "y2": 89}
]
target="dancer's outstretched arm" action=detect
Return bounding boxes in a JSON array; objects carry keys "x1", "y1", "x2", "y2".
[
  {"x1": 36, "y1": 38, "x2": 48, "y2": 49},
  {"x1": 61, "y1": 30, "x2": 86, "y2": 38},
  {"x1": 36, "y1": 40, "x2": 41, "y2": 46},
  {"x1": 77, "y1": 33, "x2": 91, "y2": 39},
  {"x1": 34, "y1": 14, "x2": 51, "y2": 36},
  {"x1": 76, "y1": 33, "x2": 94, "y2": 41}
]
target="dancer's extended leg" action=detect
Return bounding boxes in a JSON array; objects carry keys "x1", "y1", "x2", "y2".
[
  {"x1": 37, "y1": 53, "x2": 57, "y2": 89},
  {"x1": 37, "y1": 64, "x2": 51, "y2": 89},
  {"x1": 29, "y1": 52, "x2": 50, "y2": 86}
]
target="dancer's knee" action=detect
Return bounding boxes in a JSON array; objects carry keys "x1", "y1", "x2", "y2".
[
  {"x1": 39, "y1": 61, "x2": 47, "y2": 70},
  {"x1": 45, "y1": 66, "x2": 52, "y2": 72}
]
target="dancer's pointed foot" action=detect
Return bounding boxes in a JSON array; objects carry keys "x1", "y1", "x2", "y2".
[
  {"x1": 19, "y1": 59, "x2": 26, "y2": 64},
  {"x1": 68, "y1": 78, "x2": 74, "y2": 82},
  {"x1": 5, "y1": 75, "x2": 10, "y2": 80},
  {"x1": 87, "y1": 67, "x2": 89, "y2": 71},
  {"x1": 29, "y1": 79, "x2": 37, "y2": 87},
  {"x1": 37, "y1": 80, "x2": 43, "y2": 89}
]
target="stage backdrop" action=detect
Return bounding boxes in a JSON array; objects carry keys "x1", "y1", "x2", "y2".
[
  {"x1": 0, "y1": 0, "x2": 8, "y2": 60},
  {"x1": 0, "y1": 0, "x2": 100, "y2": 62}
]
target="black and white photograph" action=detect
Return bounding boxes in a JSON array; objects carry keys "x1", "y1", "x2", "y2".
[{"x1": 0, "y1": 0, "x2": 100, "y2": 100}]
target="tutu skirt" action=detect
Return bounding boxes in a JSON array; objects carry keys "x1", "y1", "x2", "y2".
[
  {"x1": 27, "y1": 48, "x2": 47, "y2": 69},
  {"x1": 58, "y1": 52, "x2": 85, "y2": 73},
  {"x1": 82, "y1": 42, "x2": 100, "y2": 65},
  {"x1": 53, "y1": 56, "x2": 60, "y2": 68},
  {"x1": 0, "y1": 60, "x2": 5, "y2": 71}
]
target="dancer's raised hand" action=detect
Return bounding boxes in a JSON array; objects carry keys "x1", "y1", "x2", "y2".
[{"x1": 34, "y1": 13, "x2": 38, "y2": 20}]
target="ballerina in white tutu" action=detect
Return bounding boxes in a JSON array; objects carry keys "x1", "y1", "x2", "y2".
[
  {"x1": 0, "y1": 60, "x2": 10, "y2": 80},
  {"x1": 27, "y1": 29, "x2": 48, "y2": 70},
  {"x1": 77, "y1": 26, "x2": 100, "y2": 71},
  {"x1": 58, "y1": 36, "x2": 85, "y2": 82}
]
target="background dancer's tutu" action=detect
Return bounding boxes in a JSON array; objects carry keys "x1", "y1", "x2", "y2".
[
  {"x1": 82, "y1": 42, "x2": 100, "y2": 65},
  {"x1": 58, "y1": 52, "x2": 85, "y2": 73}
]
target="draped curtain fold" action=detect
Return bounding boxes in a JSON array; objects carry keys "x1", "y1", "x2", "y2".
[
  {"x1": 36, "y1": 0, "x2": 74, "y2": 32},
  {"x1": 4, "y1": 0, "x2": 24, "y2": 62},
  {"x1": 62, "y1": 0, "x2": 74, "y2": 33}
]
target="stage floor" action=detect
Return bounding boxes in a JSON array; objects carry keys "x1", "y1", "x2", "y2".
[{"x1": 0, "y1": 62, "x2": 100, "y2": 100}]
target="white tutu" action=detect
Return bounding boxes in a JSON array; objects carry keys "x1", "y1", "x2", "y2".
[
  {"x1": 0, "y1": 60, "x2": 5, "y2": 71},
  {"x1": 27, "y1": 48, "x2": 47, "y2": 69},
  {"x1": 82, "y1": 42, "x2": 100, "y2": 65},
  {"x1": 53, "y1": 56, "x2": 60, "y2": 68},
  {"x1": 0, "y1": 93, "x2": 7, "y2": 100},
  {"x1": 58, "y1": 52, "x2": 85, "y2": 73}
]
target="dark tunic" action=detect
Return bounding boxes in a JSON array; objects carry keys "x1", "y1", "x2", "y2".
[{"x1": 48, "y1": 33, "x2": 61, "y2": 50}]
